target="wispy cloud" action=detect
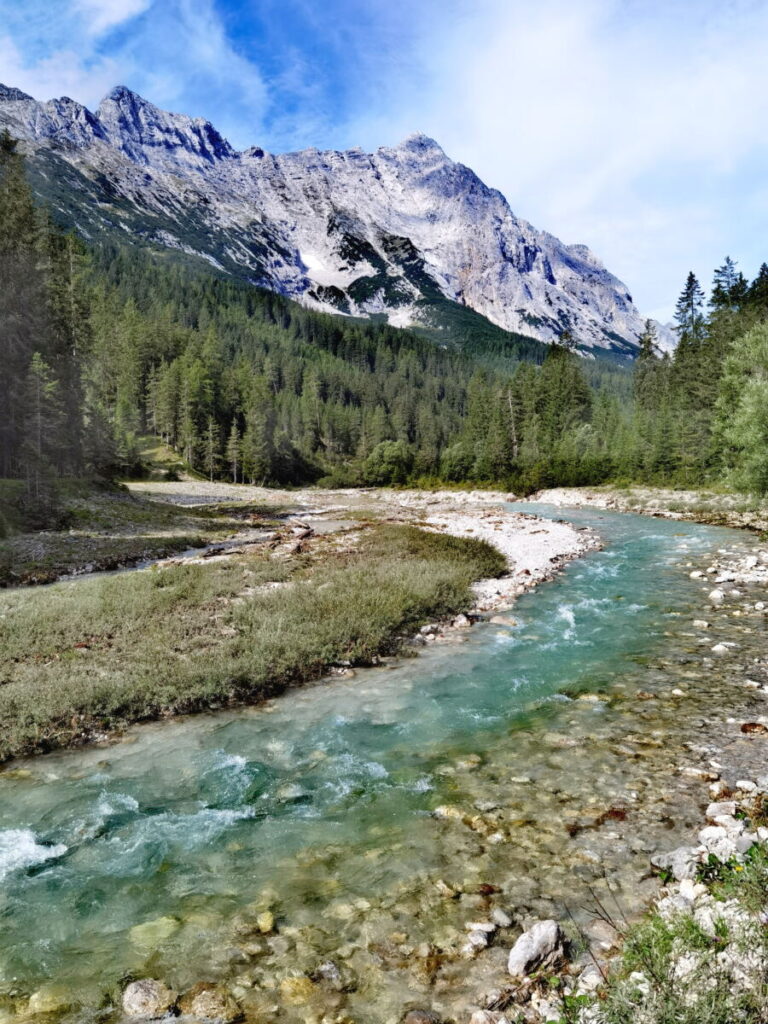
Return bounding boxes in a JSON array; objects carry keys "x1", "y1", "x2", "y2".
[
  {"x1": 0, "y1": 32, "x2": 121, "y2": 105},
  {"x1": 349, "y1": 0, "x2": 768, "y2": 318},
  {"x1": 0, "y1": 0, "x2": 268, "y2": 136},
  {"x1": 73, "y1": 0, "x2": 153, "y2": 37}
]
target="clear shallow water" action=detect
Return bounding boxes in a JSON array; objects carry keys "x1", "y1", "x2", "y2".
[{"x1": 0, "y1": 505, "x2": 756, "y2": 1018}]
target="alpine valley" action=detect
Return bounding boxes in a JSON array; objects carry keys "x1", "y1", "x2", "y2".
[{"x1": 0, "y1": 83, "x2": 671, "y2": 357}]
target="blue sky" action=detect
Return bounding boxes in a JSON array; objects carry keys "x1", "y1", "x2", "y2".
[{"x1": 1, "y1": 0, "x2": 767, "y2": 321}]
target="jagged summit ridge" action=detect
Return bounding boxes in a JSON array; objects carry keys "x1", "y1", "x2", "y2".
[
  {"x1": 96, "y1": 86, "x2": 236, "y2": 169},
  {"x1": 0, "y1": 83, "x2": 671, "y2": 354}
]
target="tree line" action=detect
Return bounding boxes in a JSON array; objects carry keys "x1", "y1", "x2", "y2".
[{"x1": 3, "y1": 127, "x2": 768, "y2": 516}]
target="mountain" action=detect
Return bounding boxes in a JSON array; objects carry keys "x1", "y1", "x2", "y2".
[{"x1": 0, "y1": 83, "x2": 672, "y2": 357}]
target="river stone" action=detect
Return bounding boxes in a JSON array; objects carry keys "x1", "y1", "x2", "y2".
[
  {"x1": 129, "y1": 915, "x2": 179, "y2": 950},
  {"x1": 279, "y1": 976, "x2": 316, "y2": 1005},
  {"x1": 699, "y1": 825, "x2": 740, "y2": 862},
  {"x1": 256, "y1": 911, "x2": 274, "y2": 933},
  {"x1": 122, "y1": 979, "x2": 177, "y2": 1018},
  {"x1": 650, "y1": 846, "x2": 700, "y2": 881},
  {"x1": 706, "y1": 801, "x2": 737, "y2": 820},
  {"x1": 709, "y1": 589, "x2": 725, "y2": 606},
  {"x1": 469, "y1": 1013, "x2": 512, "y2": 1024},
  {"x1": 507, "y1": 919, "x2": 564, "y2": 977},
  {"x1": 403, "y1": 1011, "x2": 442, "y2": 1024},
  {"x1": 179, "y1": 982, "x2": 242, "y2": 1022},
  {"x1": 27, "y1": 986, "x2": 73, "y2": 1015},
  {"x1": 490, "y1": 907, "x2": 512, "y2": 928}
]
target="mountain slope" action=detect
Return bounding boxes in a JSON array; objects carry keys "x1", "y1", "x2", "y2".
[{"x1": 0, "y1": 83, "x2": 670, "y2": 357}]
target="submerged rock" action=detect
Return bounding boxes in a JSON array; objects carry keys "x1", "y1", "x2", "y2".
[
  {"x1": 404, "y1": 1011, "x2": 442, "y2": 1024},
  {"x1": 469, "y1": 1012, "x2": 512, "y2": 1024},
  {"x1": 27, "y1": 986, "x2": 73, "y2": 1016},
  {"x1": 122, "y1": 979, "x2": 177, "y2": 1018},
  {"x1": 179, "y1": 982, "x2": 242, "y2": 1022},
  {"x1": 279, "y1": 975, "x2": 317, "y2": 1005},
  {"x1": 256, "y1": 910, "x2": 274, "y2": 933},
  {"x1": 129, "y1": 915, "x2": 179, "y2": 950}
]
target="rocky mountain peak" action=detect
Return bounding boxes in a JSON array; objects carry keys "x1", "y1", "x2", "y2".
[
  {"x1": 96, "y1": 86, "x2": 235, "y2": 169},
  {"x1": 0, "y1": 84, "x2": 33, "y2": 102},
  {"x1": 394, "y1": 132, "x2": 445, "y2": 154},
  {"x1": 0, "y1": 82, "x2": 673, "y2": 356}
]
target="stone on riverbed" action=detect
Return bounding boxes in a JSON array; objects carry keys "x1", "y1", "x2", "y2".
[
  {"x1": 27, "y1": 986, "x2": 73, "y2": 1016},
  {"x1": 179, "y1": 982, "x2": 242, "y2": 1022},
  {"x1": 469, "y1": 1012, "x2": 513, "y2": 1024},
  {"x1": 403, "y1": 1011, "x2": 443, "y2": 1024},
  {"x1": 698, "y1": 824, "x2": 755, "y2": 862},
  {"x1": 122, "y1": 979, "x2": 177, "y2": 1018},
  {"x1": 256, "y1": 910, "x2": 275, "y2": 933},
  {"x1": 279, "y1": 975, "x2": 317, "y2": 1005},
  {"x1": 129, "y1": 915, "x2": 179, "y2": 950},
  {"x1": 507, "y1": 919, "x2": 565, "y2": 977},
  {"x1": 706, "y1": 801, "x2": 737, "y2": 820}
]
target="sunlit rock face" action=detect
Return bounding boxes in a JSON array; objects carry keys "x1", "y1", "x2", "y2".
[{"x1": 0, "y1": 83, "x2": 672, "y2": 355}]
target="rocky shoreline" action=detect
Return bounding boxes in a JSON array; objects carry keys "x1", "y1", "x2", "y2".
[{"x1": 534, "y1": 485, "x2": 768, "y2": 533}]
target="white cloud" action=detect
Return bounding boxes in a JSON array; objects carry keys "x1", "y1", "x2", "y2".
[
  {"x1": 0, "y1": 0, "x2": 268, "y2": 140},
  {"x1": 0, "y1": 33, "x2": 121, "y2": 105},
  {"x1": 73, "y1": 0, "x2": 152, "y2": 37},
  {"x1": 349, "y1": 0, "x2": 768, "y2": 317}
]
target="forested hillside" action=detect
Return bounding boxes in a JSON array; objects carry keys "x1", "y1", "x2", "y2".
[{"x1": 3, "y1": 127, "x2": 768, "y2": 521}]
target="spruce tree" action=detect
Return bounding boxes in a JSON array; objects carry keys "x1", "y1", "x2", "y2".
[
  {"x1": 747, "y1": 263, "x2": 768, "y2": 311},
  {"x1": 673, "y1": 272, "x2": 706, "y2": 345},
  {"x1": 203, "y1": 417, "x2": 221, "y2": 481},
  {"x1": 711, "y1": 257, "x2": 747, "y2": 310},
  {"x1": 22, "y1": 353, "x2": 63, "y2": 503},
  {"x1": 226, "y1": 423, "x2": 241, "y2": 483}
]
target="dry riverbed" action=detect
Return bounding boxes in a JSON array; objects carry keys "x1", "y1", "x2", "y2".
[{"x1": 128, "y1": 481, "x2": 600, "y2": 617}]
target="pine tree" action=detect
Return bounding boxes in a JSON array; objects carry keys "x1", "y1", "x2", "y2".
[
  {"x1": 226, "y1": 423, "x2": 241, "y2": 483},
  {"x1": 673, "y1": 272, "x2": 706, "y2": 344},
  {"x1": 0, "y1": 131, "x2": 47, "y2": 476},
  {"x1": 637, "y1": 319, "x2": 657, "y2": 360},
  {"x1": 711, "y1": 257, "x2": 747, "y2": 310},
  {"x1": 22, "y1": 353, "x2": 63, "y2": 501},
  {"x1": 202, "y1": 417, "x2": 221, "y2": 481},
  {"x1": 634, "y1": 320, "x2": 661, "y2": 413},
  {"x1": 747, "y1": 263, "x2": 768, "y2": 311}
]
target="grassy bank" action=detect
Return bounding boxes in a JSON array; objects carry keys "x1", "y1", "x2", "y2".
[
  {"x1": 0, "y1": 484, "x2": 282, "y2": 586},
  {"x1": 0, "y1": 524, "x2": 505, "y2": 763}
]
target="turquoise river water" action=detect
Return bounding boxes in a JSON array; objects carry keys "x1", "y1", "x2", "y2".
[{"x1": 0, "y1": 504, "x2": 764, "y2": 1022}]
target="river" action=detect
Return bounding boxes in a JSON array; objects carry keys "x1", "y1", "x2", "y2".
[{"x1": 0, "y1": 504, "x2": 765, "y2": 1022}]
